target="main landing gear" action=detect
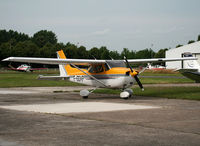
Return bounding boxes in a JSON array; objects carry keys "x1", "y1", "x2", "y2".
[
  {"x1": 80, "y1": 88, "x2": 133, "y2": 100},
  {"x1": 80, "y1": 88, "x2": 97, "y2": 99},
  {"x1": 80, "y1": 89, "x2": 90, "y2": 99}
]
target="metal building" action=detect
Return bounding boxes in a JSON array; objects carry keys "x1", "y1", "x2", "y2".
[{"x1": 166, "y1": 41, "x2": 200, "y2": 69}]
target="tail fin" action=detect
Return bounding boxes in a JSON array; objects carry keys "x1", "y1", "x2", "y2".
[
  {"x1": 182, "y1": 52, "x2": 200, "y2": 71},
  {"x1": 57, "y1": 50, "x2": 73, "y2": 76}
]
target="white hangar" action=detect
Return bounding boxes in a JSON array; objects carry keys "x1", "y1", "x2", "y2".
[{"x1": 166, "y1": 41, "x2": 200, "y2": 69}]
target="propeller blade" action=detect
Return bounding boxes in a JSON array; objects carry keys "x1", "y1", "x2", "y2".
[
  {"x1": 124, "y1": 56, "x2": 144, "y2": 91},
  {"x1": 134, "y1": 75, "x2": 144, "y2": 91},
  {"x1": 124, "y1": 56, "x2": 133, "y2": 72}
]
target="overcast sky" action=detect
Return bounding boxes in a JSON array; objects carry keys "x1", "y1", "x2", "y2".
[{"x1": 1, "y1": 0, "x2": 200, "y2": 52}]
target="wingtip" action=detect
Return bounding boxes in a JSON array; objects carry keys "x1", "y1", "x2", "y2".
[
  {"x1": 2, "y1": 57, "x2": 13, "y2": 61},
  {"x1": 2, "y1": 58, "x2": 9, "y2": 61}
]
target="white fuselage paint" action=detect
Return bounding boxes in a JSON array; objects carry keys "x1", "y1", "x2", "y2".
[{"x1": 69, "y1": 75, "x2": 135, "y2": 88}]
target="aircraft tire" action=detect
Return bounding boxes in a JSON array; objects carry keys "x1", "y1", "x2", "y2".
[
  {"x1": 123, "y1": 97, "x2": 129, "y2": 100},
  {"x1": 82, "y1": 96, "x2": 88, "y2": 99}
]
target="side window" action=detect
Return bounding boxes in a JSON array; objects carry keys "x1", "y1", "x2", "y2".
[
  {"x1": 104, "y1": 63, "x2": 109, "y2": 71},
  {"x1": 96, "y1": 65, "x2": 103, "y2": 72},
  {"x1": 88, "y1": 64, "x2": 104, "y2": 73},
  {"x1": 88, "y1": 66, "x2": 94, "y2": 73}
]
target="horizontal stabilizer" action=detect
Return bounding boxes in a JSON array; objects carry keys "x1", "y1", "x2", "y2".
[{"x1": 37, "y1": 75, "x2": 69, "y2": 80}]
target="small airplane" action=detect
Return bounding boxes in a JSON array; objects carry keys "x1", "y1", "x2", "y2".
[
  {"x1": 146, "y1": 63, "x2": 166, "y2": 70},
  {"x1": 7, "y1": 64, "x2": 47, "y2": 72},
  {"x1": 2, "y1": 50, "x2": 197, "y2": 99},
  {"x1": 178, "y1": 52, "x2": 200, "y2": 83}
]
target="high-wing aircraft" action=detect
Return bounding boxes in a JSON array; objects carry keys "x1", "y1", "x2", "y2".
[
  {"x1": 7, "y1": 64, "x2": 47, "y2": 72},
  {"x1": 146, "y1": 63, "x2": 166, "y2": 70},
  {"x1": 2, "y1": 50, "x2": 197, "y2": 99},
  {"x1": 177, "y1": 52, "x2": 200, "y2": 83}
]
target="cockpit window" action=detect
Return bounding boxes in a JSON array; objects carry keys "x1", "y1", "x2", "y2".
[
  {"x1": 106, "y1": 60, "x2": 126, "y2": 68},
  {"x1": 88, "y1": 64, "x2": 104, "y2": 73}
]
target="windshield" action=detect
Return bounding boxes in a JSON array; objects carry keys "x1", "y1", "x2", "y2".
[{"x1": 106, "y1": 60, "x2": 126, "y2": 68}]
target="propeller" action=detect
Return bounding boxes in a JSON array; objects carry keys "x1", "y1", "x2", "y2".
[{"x1": 124, "y1": 56, "x2": 144, "y2": 91}]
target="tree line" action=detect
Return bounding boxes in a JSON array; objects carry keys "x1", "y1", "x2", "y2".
[{"x1": 0, "y1": 29, "x2": 199, "y2": 67}]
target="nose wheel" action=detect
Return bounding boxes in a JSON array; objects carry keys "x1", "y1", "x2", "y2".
[{"x1": 120, "y1": 88, "x2": 133, "y2": 99}]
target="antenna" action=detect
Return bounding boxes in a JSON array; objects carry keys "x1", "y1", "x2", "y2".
[
  {"x1": 92, "y1": 55, "x2": 96, "y2": 60},
  {"x1": 109, "y1": 56, "x2": 114, "y2": 60}
]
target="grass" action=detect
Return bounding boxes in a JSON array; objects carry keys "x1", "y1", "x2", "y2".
[
  {"x1": 93, "y1": 87, "x2": 200, "y2": 100},
  {"x1": 134, "y1": 87, "x2": 200, "y2": 100},
  {"x1": 0, "y1": 69, "x2": 194, "y2": 88},
  {"x1": 140, "y1": 77, "x2": 194, "y2": 84},
  {"x1": 0, "y1": 72, "x2": 82, "y2": 88},
  {"x1": 0, "y1": 70, "x2": 199, "y2": 100}
]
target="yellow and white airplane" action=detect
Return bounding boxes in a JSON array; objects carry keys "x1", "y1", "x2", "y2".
[{"x1": 2, "y1": 50, "x2": 197, "y2": 99}]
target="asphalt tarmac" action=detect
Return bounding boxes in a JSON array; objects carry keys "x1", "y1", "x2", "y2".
[{"x1": 0, "y1": 86, "x2": 200, "y2": 146}]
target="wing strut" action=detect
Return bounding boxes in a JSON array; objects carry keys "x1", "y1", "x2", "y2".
[{"x1": 70, "y1": 64, "x2": 109, "y2": 88}]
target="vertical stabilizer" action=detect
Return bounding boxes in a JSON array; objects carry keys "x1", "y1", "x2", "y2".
[
  {"x1": 182, "y1": 52, "x2": 200, "y2": 71},
  {"x1": 57, "y1": 50, "x2": 68, "y2": 76}
]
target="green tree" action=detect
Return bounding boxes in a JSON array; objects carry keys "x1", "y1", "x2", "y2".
[
  {"x1": 0, "y1": 42, "x2": 11, "y2": 60},
  {"x1": 89, "y1": 47, "x2": 100, "y2": 59},
  {"x1": 136, "y1": 49, "x2": 155, "y2": 59},
  {"x1": 176, "y1": 44, "x2": 183, "y2": 48},
  {"x1": 197, "y1": 35, "x2": 200, "y2": 41},
  {"x1": 129, "y1": 50, "x2": 136, "y2": 59},
  {"x1": 154, "y1": 48, "x2": 168, "y2": 58},
  {"x1": 188, "y1": 40, "x2": 195, "y2": 44},
  {"x1": 0, "y1": 29, "x2": 29, "y2": 46},
  {"x1": 77, "y1": 46, "x2": 88, "y2": 59},
  {"x1": 63, "y1": 42, "x2": 78, "y2": 58},
  {"x1": 99, "y1": 46, "x2": 110, "y2": 59},
  {"x1": 12, "y1": 41, "x2": 38, "y2": 57},
  {"x1": 121, "y1": 48, "x2": 130, "y2": 58},
  {"x1": 37, "y1": 42, "x2": 54, "y2": 58},
  {"x1": 32, "y1": 30, "x2": 57, "y2": 48},
  {"x1": 109, "y1": 50, "x2": 120, "y2": 59}
]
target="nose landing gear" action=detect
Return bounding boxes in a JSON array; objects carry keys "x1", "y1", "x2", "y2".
[{"x1": 120, "y1": 88, "x2": 133, "y2": 99}]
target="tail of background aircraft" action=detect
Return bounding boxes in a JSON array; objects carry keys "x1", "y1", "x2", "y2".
[
  {"x1": 182, "y1": 52, "x2": 200, "y2": 71},
  {"x1": 178, "y1": 52, "x2": 200, "y2": 83}
]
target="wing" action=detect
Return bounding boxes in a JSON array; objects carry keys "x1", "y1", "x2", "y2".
[
  {"x1": 127, "y1": 57, "x2": 197, "y2": 64},
  {"x1": 2, "y1": 57, "x2": 197, "y2": 65},
  {"x1": 2, "y1": 57, "x2": 106, "y2": 65}
]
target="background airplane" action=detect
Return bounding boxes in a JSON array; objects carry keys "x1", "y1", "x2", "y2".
[
  {"x1": 146, "y1": 63, "x2": 166, "y2": 70},
  {"x1": 7, "y1": 64, "x2": 47, "y2": 72},
  {"x1": 2, "y1": 50, "x2": 197, "y2": 99},
  {"x1": 178, "y1": 52, "x2": 200, "y2": 83}
]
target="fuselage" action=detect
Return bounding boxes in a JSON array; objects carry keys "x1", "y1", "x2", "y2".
[
  {"x1": 66, "y1": 61, "x2": 137, "y2": 89},
  {"x1": 57, "y1": 50, "x2": 138, "y2": 89},
  {"x1": 66, "y1": 65, "x2": 137, "y2": 89}
]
